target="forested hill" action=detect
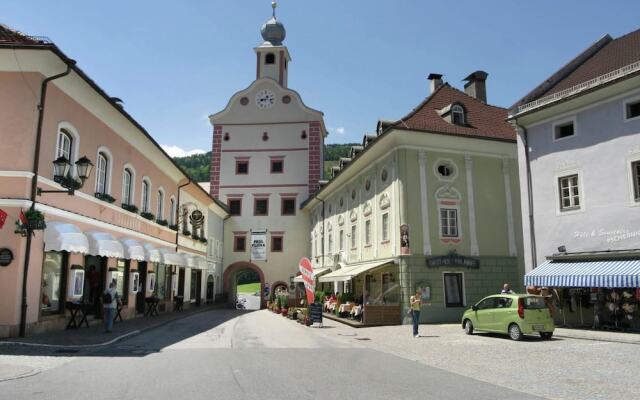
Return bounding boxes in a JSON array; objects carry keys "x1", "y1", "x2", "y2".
[{"x1": 173, "y1": 143, "x2": 359, "y2": 182}]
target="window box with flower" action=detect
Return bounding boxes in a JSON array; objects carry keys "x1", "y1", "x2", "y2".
[
  {"x1": 121, "y1": 203, "x2": 138, "y2": 214},
  {"x1": 140, "y1": 212, "x2": 155, "y2": 221},
  {"x1": 156, "y1": 219, "x2": 168, "y2": 226},
  {"x1": 95, "y1": 192, "x2": 116, "y2": 203},
  {"x1": 169, "y1": 224, "x2": 178, "y2": 231}
]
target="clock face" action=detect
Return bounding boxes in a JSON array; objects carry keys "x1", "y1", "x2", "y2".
[{"x1": 255, "y1": 89, "x2": 275, "y2": 109}]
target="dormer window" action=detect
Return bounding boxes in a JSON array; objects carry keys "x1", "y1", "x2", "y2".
[
  {"x1": 452, "y1": 104, "x2": 465, "y2": 125},
  {"x1": 265, "y1": 53, "x2": 275, "y2": 64}
]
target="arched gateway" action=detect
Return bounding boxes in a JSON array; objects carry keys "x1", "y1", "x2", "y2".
[{"x1": 223, "y1": 262, "x2": 265, "y2": 309}]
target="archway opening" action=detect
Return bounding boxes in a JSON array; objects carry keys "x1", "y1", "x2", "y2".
[{"x1": 224, "y1": 262, "x2": 265, "y2": 310}]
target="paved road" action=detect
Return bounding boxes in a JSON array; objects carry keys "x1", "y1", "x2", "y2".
[{"x1": 0, "y1": 310, "x2": 544, "y2": 400}]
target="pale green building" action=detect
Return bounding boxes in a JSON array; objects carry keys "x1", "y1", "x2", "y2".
[{"x1": 302, "y1": 72, "x2": 524, "y2": 324}]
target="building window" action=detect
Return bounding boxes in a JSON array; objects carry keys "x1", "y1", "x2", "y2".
[
  {"x1": 452, "y1": 104, "x2": 465, "y2": 125},
  {"x1": 328, "y1": 233, "x2": 333, "y2": 254},
  {"x1": 443, "y1": 273, "x2": 464, "y2": 307},
  {"x1": 41, "y1": 251, "x2": 67, "y2": 315},
  {"x1": 365, "y1": 220, "x2": 371, "y2": 245},
  {"x1": 234, "y1": 236, "x2": 246, "y2": 252},
  {"x1": 265, "y1": 53, "x2": 275, "y2": 64},
  {"x1": 141, "y1": 179, "x2": 151, "y2": 213},
  {"x1": 382, "y1": 213, "x2": 389, "y2": 241},
  {"x1": 271, "y1": 159, "x2": 284, "y2": 173},
  {"x1": 554, "y1": 120, "x2": 575, "y2": 140},
  {"x1": 254, "y1": 198, "x2": 268, "y2": 216},
  {"x1": 169, "y1": 197, "x2": 176, "y2": 225},
  {"x1": 228, "y1": 199, "x2": 242, "y2": 216},
  {"x1": 156, "y1": 190, "x2": 164, "y2": 220},
  {"x1": 558, "y1": 174, "x2": 580, "y2": 211},
  {"x1": 236, "y1": 161, "x2": 249, "y2": 175},
  {"x1": 633, "y1": 161, "x2": 640, "y2": 201},
  {"x1": 56, "y1": 129, "x2": 73, "y2": 161},
  {"x1": 122, "y1": 168, "x2": 133, "y2": 205},
  {"x1": 271, "y1": 236, "x2": 283, "y2": 252},
  {"x1": 440, "y1": 208, "x2": 458, "y2": 237},
  {"x1": 351, "y1": 225, "x2": 357, "y2": 248},
  {"x1": 626, "y1": 99, "x2": 640, "y2": 120},
  {"x1": 95, "y1": 152, "x2": 109, "y2": 194},
  {"x1": 339, "y1": 230, "x2": 344, "y2": 251},
  {"x1": 281, "y1": 198, "x2": 296, "y2": 215}
]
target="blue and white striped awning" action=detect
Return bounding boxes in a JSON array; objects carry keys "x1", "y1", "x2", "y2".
[{"x1": 525, "y1": 259, "x2": 640, "y2": 288}]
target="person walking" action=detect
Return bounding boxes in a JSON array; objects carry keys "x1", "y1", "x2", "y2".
[
  {"x1": 409, "y1": 290, "x2": 422, "y2": 337},
  {"x1": 102, "y1": 279, "x2": 119, "y2": 333}
]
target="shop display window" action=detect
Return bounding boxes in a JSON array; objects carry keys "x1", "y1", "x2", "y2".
[{"x1": 41, "y1": 251, "x2": 67, "y2": 315}]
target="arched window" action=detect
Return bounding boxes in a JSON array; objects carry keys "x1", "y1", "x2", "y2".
[
  {"x1": 56, "y1": 129, "x2": 73, "y2": 161},
  {"x1": 156, "y1": 189, "x2": 164, "y2": 221},
  {"x1": 122, "y1": 168, "x2": 133, "y2": 205},
  {"x1": 452, "y1": 104, "x2": 465, "y2": 125},
  {"x1": 169, "y1": 197, "x2": 176, "y2": 225},
  {"x1": 265, "y1": 53, "x2": 275, "y2": 64},
  {"x1": 95, "y1": 152, "x2": 109, "y2": 194},
  {"x1": 141, "y1": 179, "x2": 151, "y2": 213},
  {"x1": 181, "y1": 206, "x2": 189, "y2": 232}
]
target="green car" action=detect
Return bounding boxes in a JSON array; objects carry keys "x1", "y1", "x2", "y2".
[{"x1": 461, "y1": 294, "x2": 555, "y2": 341}]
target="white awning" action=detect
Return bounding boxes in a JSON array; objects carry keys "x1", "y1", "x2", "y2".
[
  {"x1": 143, "y1": 243, "x2": 162, "y2": 263},
  {"x1": 44, "y1": 221, "x2": 89, "y2": 254},
  {"x1": 293, "y1": 267, "x2": 331, "y2": 283},
  {"x1": 159, "y1": 248, "x2": 186, "y2": 266},
  {"x1": 319, "y1": 260, "x2": 395, "y2": 283},
  {"x1": 118, "y1": 238, "x2": 145, "y2": 261},
  {"x1": 84, "y1": 231, "x2": 124, "y2": 258}
]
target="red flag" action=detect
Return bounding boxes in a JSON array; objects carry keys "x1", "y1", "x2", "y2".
[
  {"x1": 19, "y1": 210, "x2": 27, "y2": 224},
  {"x1": 0, "y1": 209, "x2": 7, "y2": 229},
  {"x1": 299, "y1": 257, "x2": 315, "y2": 305}
]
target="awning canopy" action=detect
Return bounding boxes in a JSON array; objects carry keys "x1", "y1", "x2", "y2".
[
  {"x1": 119, "y1": 238, "x2": 145, "y2": 261},
  {"x1": 85, "y1": 231, "x2": 124, "y2": 258},
  {"x1": 143, "y1": 243, "x2": 162, "y2": 263},
  {"x1": 525, "y1": 259, "x2": 640, "y2": 288},
  {"x1": 44, "y1": 221, "x2": 89, "y2": 254},
  {"x1": 293, "y1": 267, "x2": 331, "y2": 283},
  {"x1": 159, "y1": 248, "x2": 186, "y2": 266},
  {"x1": 319, "y1": 260, "x2": 395, "y2": 283}
]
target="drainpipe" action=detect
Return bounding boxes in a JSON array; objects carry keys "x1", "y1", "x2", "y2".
[
  {"x1": 513, "y1": 119, "x2": 538, "y2": 270},
  {"x1": 20, "y1": 61, "x2": 74, "y2": 337},
  {"x1": 317, "y1": 197, "x2": 326, "y2": 270}
]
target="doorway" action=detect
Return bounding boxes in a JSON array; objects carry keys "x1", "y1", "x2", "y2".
[
  {"x1": 84, "y1": 255, "x2": 107, "y2": 317},
  {"x1": 136, "y1": 262, "x2": 148, "y2": 314},
  {"x1": 206, "y1": 275, "x2": 214, "y2": 304}
]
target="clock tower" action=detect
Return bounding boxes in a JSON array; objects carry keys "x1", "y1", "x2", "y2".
[{"x1": 209, "y1": 2, "x2": 325, "y2": 308}]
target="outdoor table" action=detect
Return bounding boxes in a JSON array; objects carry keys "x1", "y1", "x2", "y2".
[
  {"x1": 339, "y1": 303, "x2": 353, "y2": 313},
  {"x1": 351, "y1": 305, "x2": 362, "y2": 319},
  {"x1": 114, "y1": 302, "x2": 124, "y2": 323},
  {"x1": 144, "y1": 296, "x2": 160, "y2": 316},
  {"x1": 65, "y1": 301, "x2": 90, "y2": 329},
  {"x1": 173, "y1": 295, "x2": 184, "y2": 311}
]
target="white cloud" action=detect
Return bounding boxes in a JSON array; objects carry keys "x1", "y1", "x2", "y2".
[
  {"x1": 329, "y1": 126, "x2": 347, "y2": 135},
  {"x1": 161, "y1": 145, "x2": 206, "y2": 158}
]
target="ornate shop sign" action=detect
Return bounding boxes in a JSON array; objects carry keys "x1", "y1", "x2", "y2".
[{"x1": 426, "y1": 251, "x2": 479, "y2": 269}]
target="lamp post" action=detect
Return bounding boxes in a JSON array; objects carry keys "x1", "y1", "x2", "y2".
[{"x1": 37, "y1": 156, "x2": 93, "y2": 196}]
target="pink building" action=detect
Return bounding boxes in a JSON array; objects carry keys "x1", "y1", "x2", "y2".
[{"x1": 0, "y1": 25, "x2": 226, "y2": 338}]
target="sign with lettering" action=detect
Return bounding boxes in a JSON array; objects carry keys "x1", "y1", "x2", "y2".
[
  {"x1": 250, "y1": 231, "x2": 267, "y2": 261},
  {"x1": 299, "y1": 257, "x2": 315, "y2": 305},
  {"x1": 0, "y1": 248, "x2": 13, "y2": 267},
  {"x1": 426, "y1": 251, "x2": 479, "y2": 269}
]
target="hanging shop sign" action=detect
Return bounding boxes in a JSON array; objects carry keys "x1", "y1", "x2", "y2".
[
  {"x1": 250, "y1": 231, "x2": 267, "y2": 261},
  {"x1": 426, "y1": 251, "x2": 479, "y2": 269},
  {"x1": 189, "y1": 209, "x2": 205, "y2": 229},
  {"x1": 299, "y1": 257, "x2": 315, "y2": 305},
  {"x1": 0, "y1": 248, "x2": 14, "y2": 267}
]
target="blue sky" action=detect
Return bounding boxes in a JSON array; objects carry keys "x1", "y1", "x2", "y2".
[{"x1": 4, "y1": 1, "x2": 640, "y2": 155}]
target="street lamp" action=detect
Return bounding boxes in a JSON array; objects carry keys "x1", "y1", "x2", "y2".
[{"x1": 38, "y1": 155, "x2": 93, "y2": 196}]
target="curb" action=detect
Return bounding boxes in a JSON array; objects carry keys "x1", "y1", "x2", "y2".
[
  {"x1": 0, "y1": 306, "x2": 223, "y2": 349},
  {"x1": 554, "y1": 333, "x2": 640, "y2": 345}
]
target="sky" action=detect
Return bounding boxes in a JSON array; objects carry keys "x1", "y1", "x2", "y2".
[{"x1": 3, "y1": 1, "x2": 640, "y2": 156}]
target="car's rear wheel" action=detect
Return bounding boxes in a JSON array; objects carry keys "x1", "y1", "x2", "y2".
[
  {"x1": 508, "y1": 323, "x2": 523, "y2": 341},
  {"x1": 464, "y1": 319, "x2": 474, "y2": 335},
  {"x1": 539, "y1": 332, "x2": 553, "y2": 340}
]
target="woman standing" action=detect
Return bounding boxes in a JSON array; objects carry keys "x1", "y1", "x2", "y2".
[
  {"x1": 409, "y1": 290, "x2": 422, "y2": 337},
  {"x1": 102, "y1": 279, "x2": 119, "y2": 333}
]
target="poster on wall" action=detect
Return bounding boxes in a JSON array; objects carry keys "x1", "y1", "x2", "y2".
[
  {"x1": 131, "y1": 272, "x2": 140, "y2": 293},
  {"x1": 147, "y1": 272, "x2": 156, "y2": 293},
  {"x1": 415, "y1": 281, "x2": 431, "y2": 301},
  {"x1": 400, "y1": 224, "x2": 411, "y2": 255},
  {"x1": 68, "y1": 268, "x2": 85, "y2": 298},
  {"x1": 250, "y1": 231, "x2": 267, "y2": 261}
]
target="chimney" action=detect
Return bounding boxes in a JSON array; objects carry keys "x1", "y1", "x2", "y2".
[
  {"x1": 427, "y1": 73, "x2": 443, "y2": 95},
  {"x1": 463, "y1": 71, "x2": 488, "y2": 103}
]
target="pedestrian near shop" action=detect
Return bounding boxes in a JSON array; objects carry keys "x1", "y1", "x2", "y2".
[
  {"x1": 501, "y1": 283, "x2": 514, "y2": 294},
  {"x1": 102, "y1": 279, "x2": 119, "y2": 333},
  {"x1": 409, "y1": 290, "x2": 422, "y2": 337}
]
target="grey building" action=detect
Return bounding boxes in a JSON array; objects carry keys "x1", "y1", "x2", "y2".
[{"x1": 508, "y1": 29, "x2": 640, "y2": 329}]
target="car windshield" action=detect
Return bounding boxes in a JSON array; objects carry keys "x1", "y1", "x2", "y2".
[{"x1": 523, "y1": 296, "x2": 548, "y2": 309}]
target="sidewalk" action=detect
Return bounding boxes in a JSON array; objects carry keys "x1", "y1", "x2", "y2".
[
  {"x1": 554, "y1": 327, "x2": 640, "y2": 344},
  {"x1": 0, "y1": 303, "x2": 226, "y2": 348}
]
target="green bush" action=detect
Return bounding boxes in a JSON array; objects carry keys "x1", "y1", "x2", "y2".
[{"x1": 314, "y1": 290, "x2": 326, "y2": 303}]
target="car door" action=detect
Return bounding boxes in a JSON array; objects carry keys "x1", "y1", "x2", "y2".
[
  {"x1": 473, "y1": 297, "x2": 498, "y2": 331},
  {"x1": 492, "y1": 297, "x2": 514, "y2": 332}
]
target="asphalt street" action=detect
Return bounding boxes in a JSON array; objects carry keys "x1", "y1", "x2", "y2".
[{"x1": 0, "y1": 309, "x2": 545, "y2": 400}]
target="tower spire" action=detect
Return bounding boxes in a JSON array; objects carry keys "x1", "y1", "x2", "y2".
[{"x1": 272, "y1": 1, "x2": 277, "y2": 18}]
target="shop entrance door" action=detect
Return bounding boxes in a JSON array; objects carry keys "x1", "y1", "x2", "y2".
[
  {"x1": 83, "y1": 255, "x2": 107, "y2": 317},
  {"x1": 195, "y1": 270, "x2": 202, "y2": 306},
  {"x1": 136, "y1": 262, "x2": 148, "y2": 314},
  {"x1": 178, "y1": 268, "x2": 185, "y2": 297},
  {"x1": 206, "y1": 275, "x2": 214, "y2": 304}
]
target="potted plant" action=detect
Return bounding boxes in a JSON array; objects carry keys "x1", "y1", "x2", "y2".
[
  {"x1": 121, "y1": 203, "x2": 138, "y2": 214},
  {"x1": 140, "y1": 211, "x2": 155, "y2": 221},
  {"x1": 94, "y1": 192, "x2": 116, "y2": 203},
  {"x1": 24, "y1": 209, "x2": 46, "y2": 230}
]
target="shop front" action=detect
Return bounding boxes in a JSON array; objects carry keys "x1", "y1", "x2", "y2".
[{"x1": 524, "y1": 255, "x2": 640, "y2": 332}]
